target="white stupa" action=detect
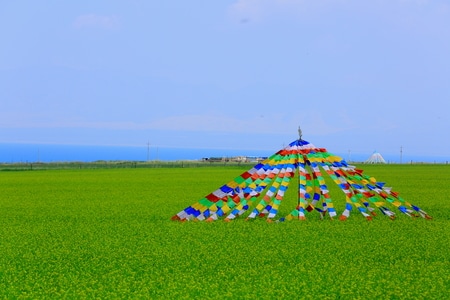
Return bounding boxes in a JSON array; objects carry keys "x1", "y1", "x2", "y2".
[{"x1": 365, "y1": 151, "x2": 386, "y2": 164}]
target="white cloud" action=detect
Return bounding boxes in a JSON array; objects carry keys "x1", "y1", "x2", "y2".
[
  {"x1": 146, "y1": 113, "x2": 283, "y2": 134},
  {"x1": 228, "y1": 0, "x2": 269, "y2": 22},
  {"x1": 227, "y1": 0, "x2": 340, "y2": 22},
  {"x1": 0, "y1": 112, "x2": 291, "y2": 135},
  {"x1": 227, "y1": 0, "x2": 449, "y2": 24},
  {"x1": 73, "y1": 14, "x2": 120, "y2": 30}
]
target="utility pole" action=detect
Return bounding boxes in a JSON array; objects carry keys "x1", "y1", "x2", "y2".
[{"x1": 400, "y1": 146, "x2": 403, "y2": 164}]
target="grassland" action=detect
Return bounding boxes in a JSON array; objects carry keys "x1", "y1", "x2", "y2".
[{"x1": 0, "y1": 165, "x2": 449, "y2": 298}]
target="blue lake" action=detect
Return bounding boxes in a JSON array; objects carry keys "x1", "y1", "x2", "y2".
[{"x1": 0, "y1": 143, "x2": 447, "y2": 164}]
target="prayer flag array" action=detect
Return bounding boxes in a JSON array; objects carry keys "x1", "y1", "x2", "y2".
[{"x1": 172, "y1": 138, "x2": 431, "y2": 222}]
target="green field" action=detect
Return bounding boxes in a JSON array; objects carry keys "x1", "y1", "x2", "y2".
[{"x1": 0, "y1": 165, "x2": 449, "y2": 298}]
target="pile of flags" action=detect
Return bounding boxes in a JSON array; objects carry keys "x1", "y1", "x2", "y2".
[{"x1": 172, "y1": 138, "x2": 431, "y2": 222}]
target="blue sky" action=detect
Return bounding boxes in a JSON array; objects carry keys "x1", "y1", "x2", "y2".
[{"x1": 1, "y1": 0, "x2": 449, "y2": 160}]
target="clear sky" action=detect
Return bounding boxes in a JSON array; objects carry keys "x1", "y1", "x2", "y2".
[{"x1": 1, "y1": 1, "x2": 449, "y2": 161}]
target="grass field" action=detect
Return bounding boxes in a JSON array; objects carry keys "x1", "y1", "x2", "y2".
[{"x1": 0, "y1": 165, "x2": 449, "y2": 298}]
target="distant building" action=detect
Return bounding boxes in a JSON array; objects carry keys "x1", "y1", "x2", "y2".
[{"x1": 202, "y1": 156, "x2": 267, "y2": 163}]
